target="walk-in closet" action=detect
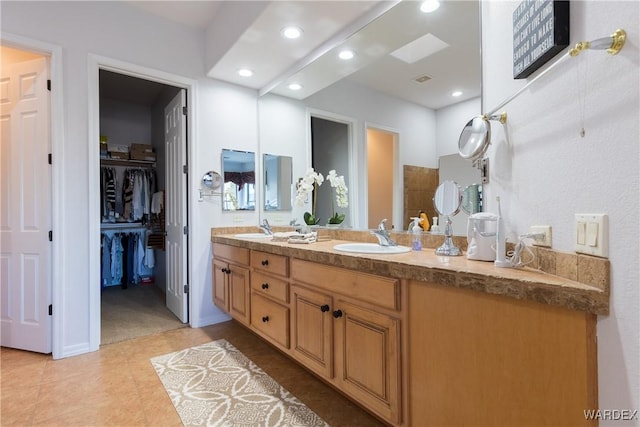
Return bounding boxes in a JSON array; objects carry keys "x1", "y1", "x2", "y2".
[{"x1": 99, "y1": 70, "x2": 185, "y2": 344}]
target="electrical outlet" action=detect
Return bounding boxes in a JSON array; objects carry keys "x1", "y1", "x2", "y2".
[
  {"x1": 232, "y1": 215, "x2": 243, "y2": 223},
  {"x1": 530, "y1": 225, "x2": 552, "y2": 247}
]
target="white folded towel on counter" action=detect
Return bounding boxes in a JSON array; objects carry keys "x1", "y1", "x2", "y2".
[
  {"x1": 287, "y1": 232, "x2": 317, "y2": 244},
  {"x1": 270, "y1": 231, "x2": 318, "y2": 244},
  {"x1": 271, "y1": 231, "x2": 300, "y2": 242}
]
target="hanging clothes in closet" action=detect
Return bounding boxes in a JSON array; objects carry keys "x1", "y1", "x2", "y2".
[
  {"x1": 100, "y1": 166, "x2": 157, "y2": 223},
  {"x1": 101, "y1": 229, "x2": 155, "y2": 288}
]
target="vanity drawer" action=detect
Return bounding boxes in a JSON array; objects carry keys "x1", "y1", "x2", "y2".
[
  {"x1": 213, "y1": 243, "x2": 249, "y2": 265},
  {"x1": 251, "y1": 292, "x2": 290, "y2": 349},
  {"x1": 291, "y1": 259, "x2": 400, "y2": 311},
  {"x1": 251, "y1": 250, "x2": 289, "y2": 277},
  {"x1": 251, "y1": 271, "x2": 289, "y2": 303}
]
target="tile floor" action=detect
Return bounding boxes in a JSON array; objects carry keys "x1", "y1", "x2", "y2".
[{"x1": 1, "y1": 321, "x2": 386, "y2": 426}]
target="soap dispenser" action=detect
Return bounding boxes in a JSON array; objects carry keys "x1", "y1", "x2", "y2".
[{"x1": 410, "y1": 217, "x2": 423, "y2": 251}]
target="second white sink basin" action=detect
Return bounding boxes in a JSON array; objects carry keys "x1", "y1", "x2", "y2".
[
  {"x1": 234, "y1": 233, "x2": 272, "y2": 239},
  {"x1": 333, "y1": 243, "x2": 411, "y2": 254}
]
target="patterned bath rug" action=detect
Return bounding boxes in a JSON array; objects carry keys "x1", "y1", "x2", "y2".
[{"x1": 150, "y1": 339, "x2": 329, "y2": 427}]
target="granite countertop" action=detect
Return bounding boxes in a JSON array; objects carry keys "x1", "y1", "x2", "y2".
[{"x1": 211, "y1": 231, "x2": 608, "y2": 316}]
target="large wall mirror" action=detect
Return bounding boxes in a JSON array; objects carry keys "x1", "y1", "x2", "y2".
[
  {"x1": 257, "y1": 0, "x2": 482, "y2": 232},
  {"x1": 263, "y1": 154, "x2": 293, "y2": 211},
  {"x1": 221, "y1": 149, "x2": 256, "y2": 211}
]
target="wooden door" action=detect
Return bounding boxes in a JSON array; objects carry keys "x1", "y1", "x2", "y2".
[
  {"x1": 0, "y1": 55, "x2": 52, "y2": 353},
  {"x1": 334, "y1": 299, "x2": 401, "y2": 424},
  {"x1": 290, "y1": 285, "x2": 334, "y2": 378},
  {"x1": 164, "y1": 89, "x2": 188, "y2": 322}
]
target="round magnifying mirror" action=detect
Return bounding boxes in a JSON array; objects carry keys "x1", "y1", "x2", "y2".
[
  {"x1": 202, "y1": 171, "x2": 222, "y2": 189},
  {"x1": 433, "y1": 180, "x2": 462, "y2": 217},
  {"x1": 458, "y1": 116, "x2": 490, "y2": 161},
  {"x1": 433, "y1": 180, "x2": 463, "y2": 256}
]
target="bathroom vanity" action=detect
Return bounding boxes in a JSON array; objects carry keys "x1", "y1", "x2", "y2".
[{"x1": 211, "y1": 229, "x2": 606, "y2": 427}]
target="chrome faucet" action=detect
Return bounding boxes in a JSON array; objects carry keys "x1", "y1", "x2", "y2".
[
  {"x1": 371, "y1": 219, "x2": 397, "y2": 246},
  {"x1": 259, "y1": 219, "x2": 273, "y2": 235}
]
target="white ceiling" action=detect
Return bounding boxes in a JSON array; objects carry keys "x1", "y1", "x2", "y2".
[{"x1": 125, "y1": 1, "x2": 481, "y2": 110}]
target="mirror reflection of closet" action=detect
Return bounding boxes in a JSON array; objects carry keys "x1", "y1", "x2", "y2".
[
  {"x1": 263, "y1": 154, "x2": 293, "y2": 211},
  {"x1": 221, "y1": 149, "x2": 256, "y2": 211}
]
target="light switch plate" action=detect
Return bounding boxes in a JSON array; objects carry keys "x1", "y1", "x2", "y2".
[{"x1": 575, "y1": 214, "x2": 608, "y2": 258}]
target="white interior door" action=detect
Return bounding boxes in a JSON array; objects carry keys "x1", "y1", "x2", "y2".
[
  {"x1": 164, "y1": 89, "x2": 188, "y2": 323},
  {"x1": 0, "y1": 56, "x2": 52, "y2": 353}
]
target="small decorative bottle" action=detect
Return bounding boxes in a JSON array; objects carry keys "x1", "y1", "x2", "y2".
[{"x1": 431, "y1": 217, "x2": 440, "y2": 233}]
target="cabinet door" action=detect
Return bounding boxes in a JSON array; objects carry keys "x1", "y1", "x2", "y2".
[
  {"x1": 229, "y1": 264, "x2": 251, "y2": 325},
  {"x1": 334, "y1": 299, "x2": 401, "y2": 424},
  {"x1": 212, "y1": 259, "x2": 229, "y2": 312},
  {"x1": 251, "y1": 292, "x2": 290, "y2": 349},
  {"x1": 290, "y1": 285, "x2": 334, "y2": 378}
]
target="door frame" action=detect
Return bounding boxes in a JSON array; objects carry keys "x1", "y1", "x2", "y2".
[
  {"x1": 306, "y1": 108, "x2": 357, "y2": 228},
  {"x1": 87, "y1": 55, "x2": 197, "y2": 349},
  {"x1": 364, "y1": 122, "x2": 401, "y2": 230},
  {"x1": 0, "y1": 32, "x2": 64, "y2": 358}
]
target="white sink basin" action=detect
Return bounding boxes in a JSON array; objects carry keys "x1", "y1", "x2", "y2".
[
  {"x1": 333, "y1": 243, "x2": 411, "y2": 254},
  {"x1": 234, "y1": 233, "x2": 272, "y2": 239}
]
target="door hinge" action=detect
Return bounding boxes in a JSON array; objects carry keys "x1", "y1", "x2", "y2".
[
  {"x1": 48, "y1": 153, "x2": 52, "y2": 164},
  {"x1": 183, "y1": 164, "x2": 188, "y2": 174},
  {"x1": 182, "y1": 106, "x2": 187, "y2": 115},
  {"x1": 183, "y1": 225, "x2": 189, "y2": 235},
  {"x1": 184, "y1": 284, "x2": 189, "y2": 294},
  {"x1": 47, "y1": 79, "x2": 51, "y2": 91},
  {"x1": 49, "y1": 230, "x2": 53, "y2": 241},
  {"x1": 48, "y1": 304, "x2": 52, "y2": 315}
]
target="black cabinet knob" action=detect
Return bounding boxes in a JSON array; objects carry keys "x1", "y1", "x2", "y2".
[
  {"x1": 261, "y1": 259, "x2": 269, "y2": 266},
  {"x1": 261, "y1": 283, "x2": 269, "y2": 290},
  {"x1": 221, "y1": 267, "x2": 230, "y2": 274},
  {"x1": 262, "y1": 316, "x2": 269, "y2": 323},
  {"x1": 320, "y1": 304, "x2": 330, "y2": 312},
  {"x1": 332, "y1": 309, "x2": 343, "y2": 318}
]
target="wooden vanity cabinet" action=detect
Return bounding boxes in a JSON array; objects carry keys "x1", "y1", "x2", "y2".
[
  {"x1": 290, "y1": 285, "x2": 334, "y2": 378},
  {"x1": 250, "y1": 251, "x2": 291, "y2": 350},
  {"x1": 407, "y1": 280, "x2": 598, "y2": 427},
  {"x1": 290, "y1": 259, "x2": 402, "y2": 425},
  {"x1": 212, "y1": 244, "x2": 251, "y2": 325}
]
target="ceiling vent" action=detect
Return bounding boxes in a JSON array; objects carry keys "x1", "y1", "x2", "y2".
[{"x1": 414, "y1": 74, "x2": 432, "y2": 83}]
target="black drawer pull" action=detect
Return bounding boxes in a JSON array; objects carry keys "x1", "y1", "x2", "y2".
[
  {"x1": 262, "y1": 316, "x2": 270, "y2": 323},
  {"x1": 332, "y1": 309, "x2": 343, "y2": 318},
  {"x1": 261, "y1": 283, "x2": 269, "y2": 290},
  {"x1": 261, "y1": 259, "x2": 269, "y2": 266},
  {"x1": 320, "y1": 304, "x2": 330, "y2": 312}
]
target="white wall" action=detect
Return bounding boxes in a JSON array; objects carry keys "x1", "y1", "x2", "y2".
[
  {"x1": 482, "y1": 1, "x2": 639, "y2": 422},
  {"x1": 1, "y1": 1, "x2": 257, "y2": 356},
  {"x1": 436, "y1": 97, "x2": 482, "y2": 157},
  {"x1": 259, "y1": 79, "x2": 438, "y2": 228}
]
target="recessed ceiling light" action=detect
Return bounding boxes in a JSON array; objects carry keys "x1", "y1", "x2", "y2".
[
  {"x1": 420, "y1": 0, "x2": 440, "y2": 13},
  {"x1": 338, "y1": 49, "x2": 355, "y2": 60},
  {"x1": 452, "y1": 91, "x2": 463, "y2": 97},
  {"x1": 288, "y1": 83, "x2": 302, "y2": 91},
  {"x1": 237, "y1": 68, "x2": 253, "y2": 77},
  {"x1": 281, "y1": 26, "x2": 303, "y2": 39}
]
